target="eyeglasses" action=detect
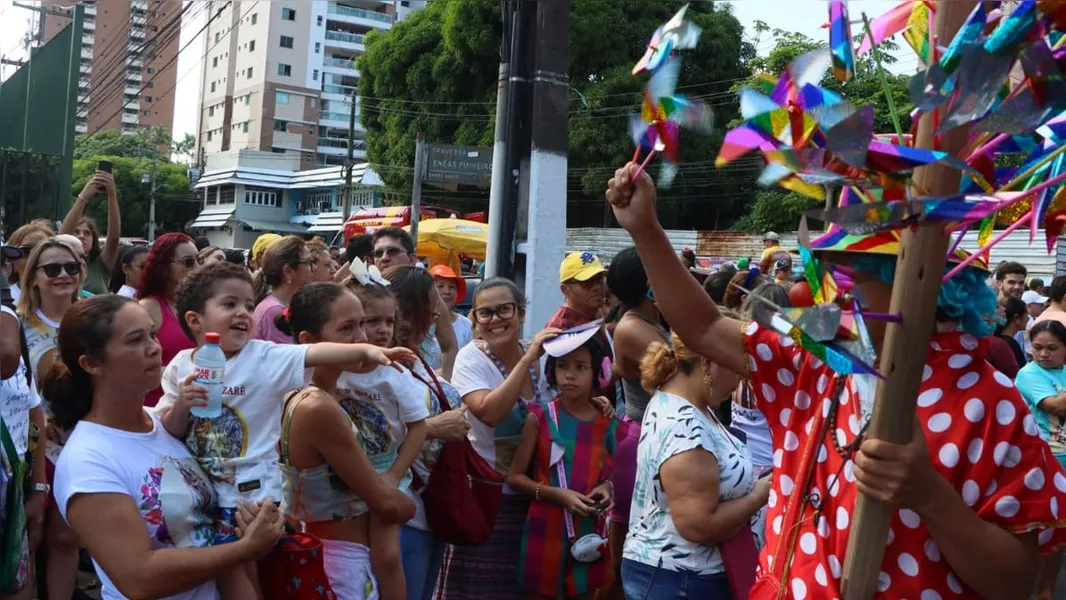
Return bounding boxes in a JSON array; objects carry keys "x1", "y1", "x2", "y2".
[
  {"x1": 17, "y1": 245, "x2": 33, "y2": 256},
  {"x1": 0, "y1": 246, "x2": 25, "y2": 261},
  {"x1": 172, "y1": 256, "x2": 198, "y2": 269},
  {"x1": 373, "y1": 246, "x2": 407, "y2": 259},
  {"x1": 295, "y1": 258, "x2": 317, "y2": 270},
  {"x1": 37, "y1": 261, "x2": 81, "y2": 278},
  {"x1": 473, "y1": 302, "x2": 517, "y2": 324}
]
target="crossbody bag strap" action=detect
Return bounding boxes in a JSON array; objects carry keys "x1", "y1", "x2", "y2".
[{"x1": 410, "y1": 354, "x2": 450, "y2": 412}]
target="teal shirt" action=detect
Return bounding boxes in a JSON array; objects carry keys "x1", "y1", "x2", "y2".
[{"x1": 1016, "y1": 362, "x2": 1066, "y2": 456}]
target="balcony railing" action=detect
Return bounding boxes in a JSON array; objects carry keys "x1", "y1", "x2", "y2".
[
  {"x1": 321, "y1": 83, "x2": 356, "y2": 96},
  {"x1": 320, "y1": 110, "x2": 360, "y2": 122},
  {"x1": 323, "y1": 57, "x2": 356, "y2": 69},
  {"x1": 327, "y1": 4, "x2": 393, "y2": 24},
  {"x1": 324, "y1": 30, "x2": 365, "y2": 45}
]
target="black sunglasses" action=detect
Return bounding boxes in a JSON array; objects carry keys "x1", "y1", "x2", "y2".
[
  {"x1": 0, "y1": 246, "x2": 25, "y2": 261},
  {"x1": 172, "y1": 256, "x2": 198, "y2": 269},
  {"x1": 373, "y1": 246, "x2": 407, "y2": 259},
  {"x1": 37, "y1": 261, "x2": 81, "y2": 278}
]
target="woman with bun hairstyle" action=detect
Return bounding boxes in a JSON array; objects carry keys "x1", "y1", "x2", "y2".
[
  {"x1": 275, "y1": 282, "x2": 417, "y2": 599},
  {"x1": 253, "y1": 235, "x2": 317, "y2": 344},
  {"x1": 45, "y1": 295, "x2": 286, "y2": 600},
  {"x1": 622, "y1": 328, "x2": 768, "y2": 599},
  {"x1": 138, "y1": 232, "x2": 198, "y2": 407},
  {"x1": 603, "y1": 246, "x2": 669, "y2": 591}
]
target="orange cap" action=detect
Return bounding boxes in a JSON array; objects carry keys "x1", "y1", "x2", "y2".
[{"x1": 429, "y1": 264, "x2": 467, "y2": 302}]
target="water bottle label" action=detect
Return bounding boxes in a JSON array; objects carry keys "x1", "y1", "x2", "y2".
[{"x1": 194, "y1": 367, "x2": 224, "y2": 383}]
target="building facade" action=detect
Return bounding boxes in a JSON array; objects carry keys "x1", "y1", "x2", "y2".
[
  {"x1": 42, "y1": 0, "x2": 179, "y2": 135},
  {"x1": 196, "y1": 0, "x2": 426, "y2": 171},
  {"x1": 190, "y1": 149, "x2": 382, "y2": 249}
]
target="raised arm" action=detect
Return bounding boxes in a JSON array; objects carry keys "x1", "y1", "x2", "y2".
[
  {"x1": 606, "y1": 164, "x2": 747, "y2": 376},
  {"x1": 66, "y1": 492, "x2": 281, "y2": 600},
  {"x1": 101, "y1": 173, "x2": 121, "y2": 269}
]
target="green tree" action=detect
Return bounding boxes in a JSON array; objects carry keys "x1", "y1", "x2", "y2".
[
  {"x1": 357, "y1": 0, "x2": 758, "y2": 229},
  {"x1": 70, "y1": 156, "x2": 197, "y2": 237},
  {"x1": 732, "y1": 29, "x2": 914, "y2": 233},
  {"x1": 172, "y1": 134, "x2": 197, "y2": 165},
  {"x1": 74, "y1": 127, "x2": 176, "y2": 161}
]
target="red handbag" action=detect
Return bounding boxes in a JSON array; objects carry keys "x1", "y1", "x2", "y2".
[
  {"x1": 409, "y1": 358, "x2": 505, "y2": 546},
  {"x1": 258, "y1": 534, "x2": 337, "y2": 600}
]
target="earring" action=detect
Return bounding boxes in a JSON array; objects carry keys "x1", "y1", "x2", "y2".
[{"x1": 703, "y1": 374, "x2": 714, "y2": 387}]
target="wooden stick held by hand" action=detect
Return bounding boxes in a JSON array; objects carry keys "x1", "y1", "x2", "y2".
[{"x1": 840, "y1": 2, "x2": 978, "y2": 598}]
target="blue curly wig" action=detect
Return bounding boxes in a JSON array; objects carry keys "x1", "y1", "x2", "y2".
[{"x1": 852, "y1": 254, "x2": 1002, "y2": 339}]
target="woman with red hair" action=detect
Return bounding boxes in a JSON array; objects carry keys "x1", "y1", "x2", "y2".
[{"x1": 137, "y1": 233, "x2": 197, "y2": 406}]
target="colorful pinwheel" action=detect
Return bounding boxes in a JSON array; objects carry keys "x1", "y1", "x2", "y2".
[
  {"x1": 829, "y1": 0, "x2": 855, "y2": 82},
  {"x1": 632, "y1": 4, "x2": 702, "y2": 76}
]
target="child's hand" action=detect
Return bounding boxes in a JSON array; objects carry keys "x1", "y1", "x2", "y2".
[
  {"x1": 588, "y1": 482, "x2": 614, "y2": 514},
  {"x1": 235, "y1": 498, "x2": 285, "y2": 558},
  {"x1": 176, "y1": 373, "x2": 209, "y2": 413},
  {"x1": 556, "y1": 489, "x2": 596, "y2": 516},
  {"x1": 590, "y1": 396, "x2": 616, "y2": 419}
]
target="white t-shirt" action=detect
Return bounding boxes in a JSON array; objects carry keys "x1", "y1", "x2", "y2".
[
  {"x1": 624, "y1": 390, "x2": 765, "y2": 576},
  {"x1": 9, "y1": 283, "x2": 19, "y2": 304},
  {"x1": 156, "y1": 340, "x2": 311, "y2": 508},
  {"x1": 117, "y1": 285, "x2": 138, "y2": 299},
  {"x1": 54, "y1": 412, "x2": 220, "y2": 600},
  {"x1": 451, "y1": 341, "x2": 550, "y2": 494},
  {"x1": 0, "y1": 306, "x2": 41, "y2": 457},
  {"x1": 452, "y1": 314, "x2": 474, "y2": 349},
  {"x1": 336, "y1": 365, "x2": 430, "y2": 478}
]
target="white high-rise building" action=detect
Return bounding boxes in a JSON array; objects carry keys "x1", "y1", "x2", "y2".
[{"x1": 196, "y1": 0, "x2": 426, "y2": 171}]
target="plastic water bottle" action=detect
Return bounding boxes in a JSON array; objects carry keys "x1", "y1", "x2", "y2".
[{"x1": 191, "y1": 332, "x2": 225, "y2": 418}]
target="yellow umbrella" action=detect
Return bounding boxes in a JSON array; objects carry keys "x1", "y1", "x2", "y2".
[{"x1": 404, "y1": 219, "x2": 488, "y2": 265}]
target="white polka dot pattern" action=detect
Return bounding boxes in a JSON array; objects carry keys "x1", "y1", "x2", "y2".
[{"x1": 740, "y1": 323, "x2": 1066, "y2": 599}]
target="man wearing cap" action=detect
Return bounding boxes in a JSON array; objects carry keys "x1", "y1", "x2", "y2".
[
  {"x1": 547, "y1": 251, "x2": 608, "y2": 331},
  {"x1": 758, "y1": 231, "x2": 790, "y2": 274},
  {"x1": 772, "y1": 258, "x2": 792, "y2": 283},
  {"x1": 1020, "y1": 289, "x2": 1049, "y2": 360}
]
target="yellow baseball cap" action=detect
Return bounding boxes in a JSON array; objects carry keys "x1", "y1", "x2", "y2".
[
  {"x1": 251, "y1": 233, "x2": 282, "y2": 263},
  {"x1": 560, "y1": 251, "x2": 606, "y2": 283}
]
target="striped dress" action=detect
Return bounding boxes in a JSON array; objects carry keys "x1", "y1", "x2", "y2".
[{"x1": 519, "y1": 398, "x2": 624, "y2": 597}]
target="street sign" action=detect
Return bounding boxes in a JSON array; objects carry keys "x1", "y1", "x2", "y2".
[{"x1": 425, "y1": 145, "x2": 493, "y2": 186}]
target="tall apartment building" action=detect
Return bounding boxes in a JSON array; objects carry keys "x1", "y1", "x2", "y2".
[
  {"x1": 196, "y1": 0, "x2": 426, "y2": 171},
  {"x1": 41, "y1": 0, "x2": 179, "y2": 136}
]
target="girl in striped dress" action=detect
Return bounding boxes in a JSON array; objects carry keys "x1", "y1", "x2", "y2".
[{"x1": 507, "y1": 328, "x2": 624, "y2": 599}]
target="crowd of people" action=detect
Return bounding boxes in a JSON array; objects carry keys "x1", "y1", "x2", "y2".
[{"x1": 3, "y1": 163, "x2": 1066, "y2": 600}]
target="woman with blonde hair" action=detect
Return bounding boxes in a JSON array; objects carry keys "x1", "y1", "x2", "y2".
[
  {"x1": 15, "y1": 236, "x2": 84, "y2": 600},
  {"x1": 622, "y1": 327, "x2": 768, "y2": 599},
  {"x1": 5, "y1": 220, "x2": 55, "y2": 302}
]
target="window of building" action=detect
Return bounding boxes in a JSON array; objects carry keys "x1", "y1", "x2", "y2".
[
  {"x1": 278, "y1": 63, "x2": 291, "y2": 77},
  {"x1": 304, "y1": 152, "x2": 314, "y2": 162},
  {"x1": 214, "y1": 32, "x2": 220, "y2": 43},
  {"x1": 247, "y1": 67, "x2": 254, "y2": 79},
  {"x1": 244, "y1": 188, "x2": 278, "y2": 207},
  {"x1": 276, "y1": 91, "x2": 290, "y2": 104},
  {"x1": 316, "y1": 15, "x2": 323, "y2": 26},
  {"x1": 314, "y1": 42, "x2": 321, "y2": 53},
  {"x1": 310, "y1": 98, "x2": 317, "y2": 108},
  {"x1": 207, "y1": 131, "x2": 213, "y2": 141},
  {"x1": 274, "y1": 119, "x2": 288, "y2": 132},
  {"x1": 147, "y1": 67, "x2": 155, "y2": 74},
  {"x1": 280, "y1": 35, "x2": 294, "y2": 49},
  {"x1": 281, "y1": 8, "x2": 296, "y2": 21},
  {"x1": 308, "y1": 126, "x2": 315, "y2": 136},
  {"x1": 144, "y1": 96, "x2": 152, "y2": 102},
  {"x1": 242, "y1": 122, "x2": 249, "y2": 133},
  {"x1": 249, "y1": 40, "x2": 256, "y2": 52},
  {"x1": 208, "y1": 105, "x2": 215, "y2": 117},
  {"x1": 312, "y1": 69, "x2": 319, "y2": 81},
  {"x1": 212, "y1": 56, "x2": 218, "y2": 68},
  {"x1": 251, "y1": 13, "x2": 258, "y2": 25},
  {"x1": 245, "y1": 94, "x2": 251, "y2": 105},
  {"x1": 210, "y1": 81, "x2": 216, "y2": 93},
  {"x1": 144, "y1": 110, "x2": 152, "y2": 117}
]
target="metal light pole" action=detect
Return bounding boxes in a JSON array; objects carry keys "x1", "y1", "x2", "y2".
[{"x1": 141, "y1": 153, "x2": 160, "y2": 241}]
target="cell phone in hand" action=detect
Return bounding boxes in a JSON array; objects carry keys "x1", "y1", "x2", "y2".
[
  {"x1": 588, "y1": 499, "x2": 610, "y2": 511},
  {"x1": 96, "y1": 160, "x2": 112, "y2": 192}
]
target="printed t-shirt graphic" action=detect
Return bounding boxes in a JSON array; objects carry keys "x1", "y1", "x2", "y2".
[{"x1": 157, "y1": 340, "x2": 311, "y2": 507}]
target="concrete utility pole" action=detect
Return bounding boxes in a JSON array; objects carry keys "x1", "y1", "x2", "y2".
[
  {"x1": 411, "y1": 132, "x2": 425, "y2": 244},
  {"x1": 342, "y1": 92, "x2": 358, "y2": 220},
  {"x1": 521, "y1": 0, "x2": 570, "y2": 337},
  {"x1": 142, "y1": 153, "x2": 160, "y2": 242},
  {"x1": 484, "y1": 7, "x2": 511, "y2": 278},
  {"x1": 488, "y1": 0, "x2": 535, "y2": 281}
]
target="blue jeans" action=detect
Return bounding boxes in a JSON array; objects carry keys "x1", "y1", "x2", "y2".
[
  {"x1": 401, "y1": 525, "x2": 446, "y2": 600},
  {"x1": 621, "y1": 559, "x2": 732, "y2": 600}
]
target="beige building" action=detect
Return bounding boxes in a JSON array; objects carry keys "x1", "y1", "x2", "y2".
[
  {"x1": 42, "y1": 0, "x2": 179, "y2": 136},
  {"x1": 196, "y1": 0, "x2": 426, "y2": 171}
]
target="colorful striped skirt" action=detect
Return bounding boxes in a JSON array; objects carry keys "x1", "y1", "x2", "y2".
[{"x1": 433, "y1": 493, "x2": 529, "y2": 600}]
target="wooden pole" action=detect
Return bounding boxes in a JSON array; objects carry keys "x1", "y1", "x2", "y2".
[{"x1": 840, "y1": 1, "x2": 978, "y2": 598}]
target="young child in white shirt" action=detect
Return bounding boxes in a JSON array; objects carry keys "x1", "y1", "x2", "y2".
[
  {"x1": 343, "y1": 278, "x2": 428, "y2": 600},
  {"x1": 155, "y1": 262, "x2": 415, "y2": 597}
]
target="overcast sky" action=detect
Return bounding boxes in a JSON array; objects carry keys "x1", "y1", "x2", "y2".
[{"x1": 0, "y1": 0, "x2": 904, "y2": 142}]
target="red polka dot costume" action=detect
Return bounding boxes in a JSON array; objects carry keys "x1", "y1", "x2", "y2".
[{"x1": 743, "y1": 321, "x2": 1066, "y2": 599}]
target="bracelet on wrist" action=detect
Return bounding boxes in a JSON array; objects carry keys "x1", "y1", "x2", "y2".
[{"x1": 535, "y1": 482, "x2": 542, "y2": 502}]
